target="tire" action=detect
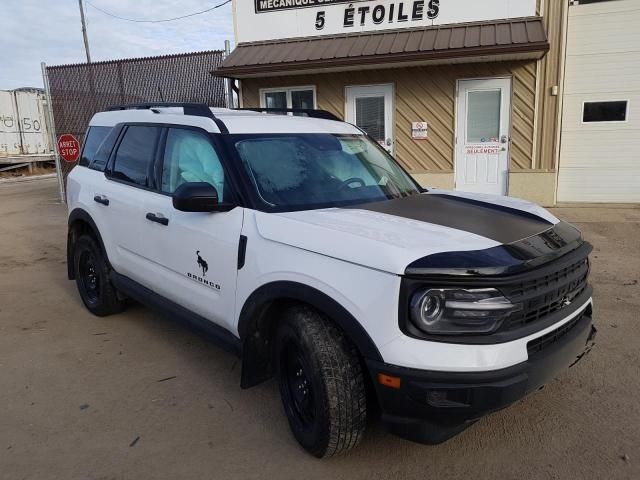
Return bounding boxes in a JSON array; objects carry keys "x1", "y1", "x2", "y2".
[
  {"x1": 275, "y1": 306, "x2": 367, "y2": 457},
  {"x1": 73, "y1": 234, "x2": 125, "y2": 317}
]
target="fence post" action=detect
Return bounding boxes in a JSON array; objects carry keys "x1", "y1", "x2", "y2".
[{"x1": 41, "y1": 62, "x2": 66, "y2": 204}]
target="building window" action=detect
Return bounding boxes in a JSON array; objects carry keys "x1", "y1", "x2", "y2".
[
  {"x1": 260, "y1": 86, "x2": 316, "y2": 114},
  {"x1": 582, "y1": 100, "x2": 629, "y2": 123}
]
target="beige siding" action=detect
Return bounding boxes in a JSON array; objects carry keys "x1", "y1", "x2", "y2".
[
  {"x1": 534, "y1": 0, "x2": 568, "y2": 171},
  {"x1": 242, "y1": 61, "x2": 537, "y2": 173}
]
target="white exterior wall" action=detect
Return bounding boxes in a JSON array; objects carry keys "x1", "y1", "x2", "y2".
[
  {"x1": 558, "y1": 0, "x2": 640, "y2": 203},
  {"x1": 233, "y1": 0, "x2": 536, "y2": 43}
]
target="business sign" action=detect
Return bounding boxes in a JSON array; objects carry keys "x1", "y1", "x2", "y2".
[
  {"x1": 256, "y1": 0, "x2": 369, "y2": 13},
  {"x1": 235, "y1": 0, "x2": 536, "y2": 44},
  {"x1": 255, "y1": 0, "x2": 438, "y2": 17}
]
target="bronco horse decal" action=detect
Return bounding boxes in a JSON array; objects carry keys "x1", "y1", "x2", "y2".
[{"x1": 196, "y1": 251, "x2": 209, "y2": 277}]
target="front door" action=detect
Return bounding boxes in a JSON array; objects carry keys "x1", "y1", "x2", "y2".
[
  {"x1": 140, "y1": 126, "x2": 243, "y2": 333},
  {"x1": 345, "y1": 84, "x2": 395, "y2": 156},
  {"x1": 455, "y1": 78, "x2": 511, "y2": 195}
]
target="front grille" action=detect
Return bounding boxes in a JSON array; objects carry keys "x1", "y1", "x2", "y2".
[
  {"x1": 527, "y1": 307, "x2": 589, "y2": 356},
  {"x1": 501, "y1": 252, "x2": 590, "y2": 332}
]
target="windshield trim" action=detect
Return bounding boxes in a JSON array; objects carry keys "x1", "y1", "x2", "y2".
[{"x1": 223, "y1": 133, "x2": 425, "y2": 213}]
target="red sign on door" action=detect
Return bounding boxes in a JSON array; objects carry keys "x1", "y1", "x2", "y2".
[{"x1": 57, "y1": 134, "x2": 81, "y2": 163}]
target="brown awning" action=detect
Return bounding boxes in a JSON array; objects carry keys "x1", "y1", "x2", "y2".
[{"x1": 215, "y1": 17, "x2": 549, "y2": 78}]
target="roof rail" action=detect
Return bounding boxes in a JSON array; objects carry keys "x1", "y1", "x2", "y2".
[
  {"x1": 106, "y1": 102, "x2": 229, "y2": 134},
  {"x1": 234, "y1": 108, "x2": 341, "y2": 122}
]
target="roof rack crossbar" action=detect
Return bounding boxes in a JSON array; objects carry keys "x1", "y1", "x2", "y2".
[
  {"x1": 234, "y1": 108, "x2": 341, "y2": 122},
  {"x1": 106, "y1": 102, "x2": 229, "y2": 134}
]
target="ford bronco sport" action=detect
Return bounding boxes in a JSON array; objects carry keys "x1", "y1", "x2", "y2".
[{"x1": 67, "y1": 103, "x2": 596, "y2": 457}]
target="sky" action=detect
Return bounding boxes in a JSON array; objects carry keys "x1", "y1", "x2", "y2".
[{"x1": 0, "y1": 0, "x2": 234, "y2": 90}]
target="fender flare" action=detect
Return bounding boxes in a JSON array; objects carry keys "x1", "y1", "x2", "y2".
[
  {"x1": 67, "y1": 208, "x2": 110, "y2": 279},
  {"x1": 237, "y1": 281, "x2": 383, "y2": 388}
]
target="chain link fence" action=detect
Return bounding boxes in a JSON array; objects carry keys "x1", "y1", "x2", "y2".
[{"x1": 45, "y1": 49, "x2": 228, "y2": 186}]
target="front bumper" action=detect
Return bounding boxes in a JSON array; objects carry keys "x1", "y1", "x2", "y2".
[{"x1": 367, "y1": 305, "x2": 596, "y2": 445}]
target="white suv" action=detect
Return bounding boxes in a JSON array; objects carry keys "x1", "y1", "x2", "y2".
[{"x1": 67, "y1": 103, "x2": 596, "y2": 457}]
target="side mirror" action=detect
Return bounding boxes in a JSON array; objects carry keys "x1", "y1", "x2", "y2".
[{"x1": 172, "y1": 182, "x2": 233, "y2": 213}]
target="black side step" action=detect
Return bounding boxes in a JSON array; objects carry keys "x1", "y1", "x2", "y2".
[{"x1": 110, "y1": 272, "x2": 241, "y2": 356}]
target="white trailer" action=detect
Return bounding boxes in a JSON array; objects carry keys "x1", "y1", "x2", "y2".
[{"x1": 0, "y1": 89, "x2": 55, "y2": 169}]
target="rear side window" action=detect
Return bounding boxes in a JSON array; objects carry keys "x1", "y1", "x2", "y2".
[
  {"x1": 111, "y1": 126, "x2": 161, "y2": 187},
  {"x1": 79, "y1": 126, "x2": 112, "y2": 167}
]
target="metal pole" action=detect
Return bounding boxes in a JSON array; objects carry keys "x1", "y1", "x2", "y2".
[
  {"x1": 41, "y1": 62, "x2": 66, "y2": 204},
  {"x1": 224, "y1": 40, "x2": 234, "y2": 108},
  {"x1": 79, "y1": 0, "x2": 91, "y2": 63}
]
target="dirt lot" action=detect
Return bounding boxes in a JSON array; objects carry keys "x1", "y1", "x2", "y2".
[{"x1": 1, "y1": 177, "x2": 638, "y2": 480}]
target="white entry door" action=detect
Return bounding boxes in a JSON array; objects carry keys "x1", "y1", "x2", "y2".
[
  {"x1": 345, "y1": 84, "x2": 394, "y2": 155},
  {"x1": 455, "y1": 78, "x2": 511, "y2": 195}
]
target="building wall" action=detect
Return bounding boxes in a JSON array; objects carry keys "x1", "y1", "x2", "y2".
[
  {"x1": 534, "y1": 0, "x2": 569, "y2": 172},
  {"x1": 241, "y1": 60, "x2": 537, "y2": 175},
  {"x1": 239, "y1": 3, "x2": 569, "y2": 206},
  {"x1": 557, "y1": 0, "x2": 640, "y2": 203}
]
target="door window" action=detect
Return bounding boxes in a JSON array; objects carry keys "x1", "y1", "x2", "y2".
[
  {"x1": 161, "y1": 128, "x2": 225, "y2": 201},
  {"x1": 466, "y1": 90, "x2": 501, "y2": 143},
  {"x1": 355, "y1": 96, "x2": 385, "y2": 142},
  {"x1": 582, "y1": 100, "x2": 628, "y2": 123},
  {"x1": 345, "y1": 84, "x2": 394, "y2": 155},
  {"x1": 111, "y1": 126, "x2": 161, "y2": 187}
]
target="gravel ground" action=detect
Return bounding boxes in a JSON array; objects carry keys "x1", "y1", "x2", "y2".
[{"x1": 1, "y1": 178, "x2": 638, "y2": 480}]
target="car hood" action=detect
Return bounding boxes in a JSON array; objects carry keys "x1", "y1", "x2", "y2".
[{"x1": 254, "y1": 190, "x2": 561, "y2": 275}]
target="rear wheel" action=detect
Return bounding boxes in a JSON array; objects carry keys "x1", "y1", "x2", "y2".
[
  {"x1": 275, "y1": 306, "x2": 367, "y2": 457},
  {"x1": 73, "y1": 234, "x2": 125, "y2": 316}
]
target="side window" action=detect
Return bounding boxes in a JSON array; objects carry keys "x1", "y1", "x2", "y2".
[
  {"x1": 79, "y1": 126, "x2": 112, "y2": 167},
  {"x1": 90, "y1": 127, "x2": 120, "y2": 172},
  {"x1": 111, "y1": 126, "x2": 161, "y2": 187},
  {"x1": 161, "y1": 128, "x2": 225, "y2": 201}
]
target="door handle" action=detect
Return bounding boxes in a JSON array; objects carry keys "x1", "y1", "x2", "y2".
[
  {"x1": 146, "y1": 212, "x2": 169, "y2": 226},
  {"x1": 94, "y1": 195, "x2": 109, "y2": 206},
  {"x1": 500, "y1": 135, "x2": 509, "y2": 144}
]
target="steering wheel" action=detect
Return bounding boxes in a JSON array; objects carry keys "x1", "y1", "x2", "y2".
[{"x1": 338, "y1": 177, "x2": 366, "y2": 190}]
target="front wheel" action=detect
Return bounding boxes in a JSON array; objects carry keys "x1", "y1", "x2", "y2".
[
  {"x1": 73, "y1": 234, "x2": 125, "y2": 316},
  {"x1": 275, "y1": 306, "x2": 367, "y2": 457}
]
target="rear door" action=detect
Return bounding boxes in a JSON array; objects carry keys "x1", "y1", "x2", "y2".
[
  {"x1": 102, "y1": 124, "x2": 163, "y2": 284},
  {"x1": 139, "y1": 126, "x2": 243, "y2": 332}
]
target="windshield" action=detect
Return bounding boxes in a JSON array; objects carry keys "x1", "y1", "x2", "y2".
[{"x1": 231, "y1": 134, "x2": 421, "y2": 211}]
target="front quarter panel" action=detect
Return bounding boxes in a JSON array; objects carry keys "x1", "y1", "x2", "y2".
[{"x1": 235, "y1": 210, "x2": 403, "y2": 353}]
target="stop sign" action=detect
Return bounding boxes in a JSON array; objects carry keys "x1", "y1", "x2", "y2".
[{"x1": 58, "y1": 134, "x2": 81, "y2": 163}]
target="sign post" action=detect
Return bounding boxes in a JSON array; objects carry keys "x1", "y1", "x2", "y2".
[{"x1": 57, "y1": 134, "x2": 81, "y2": 163}]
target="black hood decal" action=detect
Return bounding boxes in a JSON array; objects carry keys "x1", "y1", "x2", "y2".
[
  {"x1": 405, "y1": 221, "x2": 587, "y2": 277},
  {"x1": 347, "y1": 193, "x2": 552, "y2": 245}
]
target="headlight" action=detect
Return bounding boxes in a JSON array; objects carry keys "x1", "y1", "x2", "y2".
[{"x1": 409, "y1": 288, "x2": 521, "y2": 335}]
